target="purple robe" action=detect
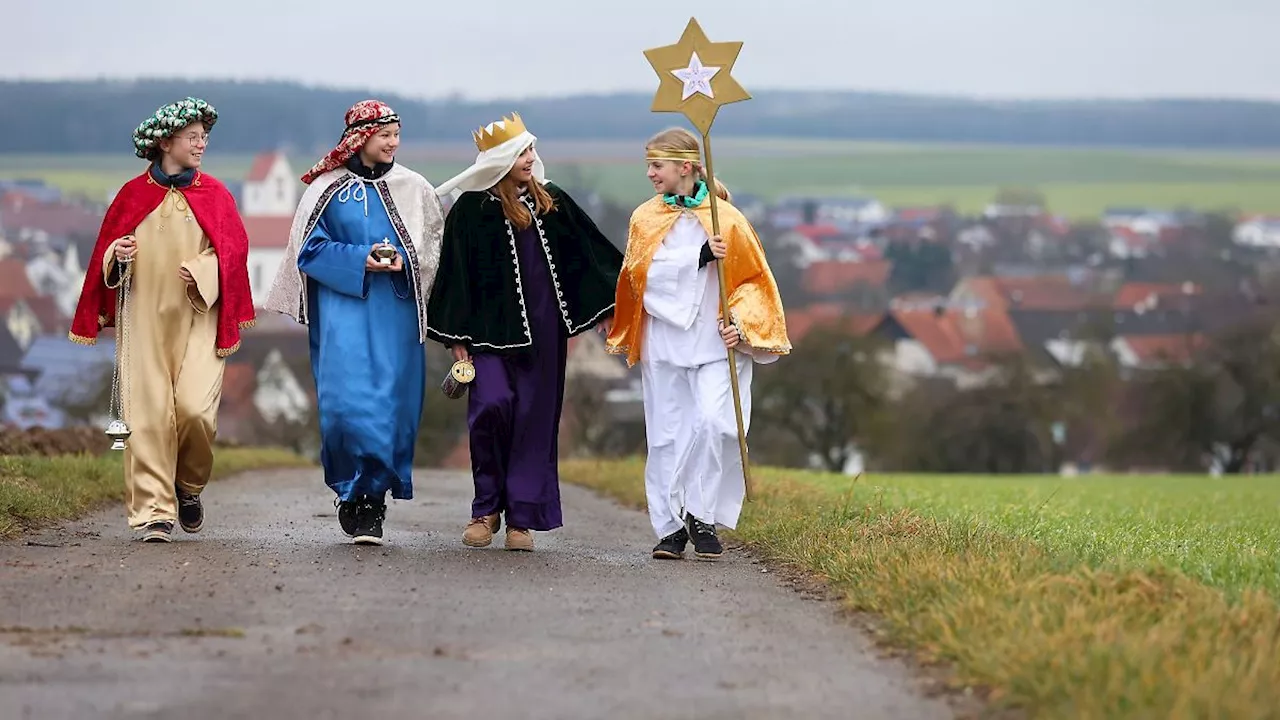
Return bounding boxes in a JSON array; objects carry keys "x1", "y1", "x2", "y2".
[{"x1": 467, "y1": 223, "x2": 567, "y2": 531}]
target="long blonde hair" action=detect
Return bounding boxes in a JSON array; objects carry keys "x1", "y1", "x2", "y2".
[
  {"x1": 645, "y1": 127, "x2": 731, "y2": 202},
  {"x1": 492, "y1": 144, "x2": 556, "y2": 230}
]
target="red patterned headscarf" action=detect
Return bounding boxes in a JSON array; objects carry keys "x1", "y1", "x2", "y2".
[{"x1": 300, "y1": 100, "x2": 400, "y2": 184}]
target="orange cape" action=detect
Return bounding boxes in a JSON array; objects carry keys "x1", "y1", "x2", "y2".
[{"x1": 605, "y1": 195, "x2": 790, "y2": 367}]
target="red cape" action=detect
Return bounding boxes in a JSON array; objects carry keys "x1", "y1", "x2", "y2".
[{"x1": 69, "y1": 171, "x2": 255, "y2": 356}]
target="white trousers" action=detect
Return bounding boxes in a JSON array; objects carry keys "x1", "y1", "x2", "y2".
[{"x1": 640, "y1": 352, "x2": 753, "y2": 540}]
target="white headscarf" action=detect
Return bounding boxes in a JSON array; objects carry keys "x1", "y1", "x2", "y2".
[{"x1": 434, "y1": 129, "x2": 548, "y2": 200}]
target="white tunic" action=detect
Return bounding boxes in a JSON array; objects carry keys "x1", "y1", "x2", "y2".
[
  {"x1": 641, "y1": 214, "x2": 726, "y2": 368},
  {"x1": 639, "y1": 212, "x2": 753, "y2": 540}
]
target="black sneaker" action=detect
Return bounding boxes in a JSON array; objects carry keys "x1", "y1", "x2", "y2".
[
  {"x1": 336, "y1": 497, "x2": 359, "y2": 538},
  {"x1": 177, "y1": 491, "x2": 203, "y2": 533},
  {"x1": 652, "y1": 527, "x2": 688, "y2": 559},
  {"x1": 353, "y1": 499, "x2": 386, "y2": 545},
  {"x1": 686, "y1": 514, "x2": 723, "y2": 559},
  {"x1": 140, "y1": 521, "x2": 173, "y2": 543}
]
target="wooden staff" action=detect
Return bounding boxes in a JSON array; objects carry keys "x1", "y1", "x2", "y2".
[
  {"x1": 700, "y1": 132, "x2": 753, "y2": 499},
  {"x1": 645, "y1": 17, "x2": 755, "y2": 497}
]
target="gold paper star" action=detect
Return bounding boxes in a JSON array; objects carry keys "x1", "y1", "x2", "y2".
[{"x1": 643, "y1": 17, "x2": 751, "y2": 136}]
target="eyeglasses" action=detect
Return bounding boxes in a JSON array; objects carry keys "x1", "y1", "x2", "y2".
[{"x1": 178, "y1": 132, "x2": 209, "y2": 145}]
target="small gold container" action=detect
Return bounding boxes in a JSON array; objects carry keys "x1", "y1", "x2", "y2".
[{"x1": 441, "y1": 359, "x2": 476, "y2": 399}]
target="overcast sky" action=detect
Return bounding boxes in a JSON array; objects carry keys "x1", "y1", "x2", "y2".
[{"x1": 5, "y1": 0, "x2": 1278, "y2": 101}]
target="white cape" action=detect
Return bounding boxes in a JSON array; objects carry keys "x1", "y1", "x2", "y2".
[{"x1": 262, "y1": 163, "x2": 445, "y2": 343}]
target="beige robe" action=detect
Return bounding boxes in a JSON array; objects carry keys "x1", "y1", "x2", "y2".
[{"x1": 104, "y1": 186, "x2": 224, "y2": 529}]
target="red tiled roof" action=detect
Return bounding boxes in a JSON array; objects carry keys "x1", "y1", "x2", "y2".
[
  {"x1": 0, "y1": 192, "x2": 102, "y2": 237},
  {"x1": 245, "y1": 152, "x2": 282, "y2": 183},
  {"x1": 892, "y1": 309, "x2": 960, "y2": 362},
  {"x1": 0, "y1": 259, "x2": 37, "y2": 300},
  {"x1": 890, "y1": 305, "x2": 1022, "y2": 367},
  {"x1": 1111, "y1": 226, "x2": 1151, "y2": 250},
  {"x1": 786, "y1": 303, "x2": 884, "y2": 342},
  {"x1": 1113, "y1": 282, "x2": 1199, "y2": 310},
  {"x1": 802, "y1": 260, "x2": 892, "y2": 296},
  {"x1": 243, "y1": 216, "x2": 294, "y2": 249},
  {"x1": 23, "y1": 296, "x2": 66, "y2": 333},
  {"x1": 790, "y1": 224, "x2": 843, "y2": 241},
  {"x1": 956, "y1": 275, "x2": 1099, "y2": 312},
  {"x1": 1116, "y1": 334, "x2": 1205, "y2": 367},
  {"x1": 1000, "y1": 276, "x2": 1097, "y2": 310}
]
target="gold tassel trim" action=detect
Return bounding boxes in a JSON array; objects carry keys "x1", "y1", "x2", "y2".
[
  {"x1": 68, "y1": 332, "x2": 97, "y2": 346},
  {"x1": 756, "y1": 345, "x2": 792, "y2": 354},
  {"x1": 215, "y1": 340, "x2": 242, "y2": 359}
]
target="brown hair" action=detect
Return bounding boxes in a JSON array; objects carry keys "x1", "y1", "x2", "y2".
[
  {"x1": 644, "y1": 127, "x2": 731, "y2": 202},
  {"x1": 492, "y1": 145, "x2": 556, "y2": 230}
]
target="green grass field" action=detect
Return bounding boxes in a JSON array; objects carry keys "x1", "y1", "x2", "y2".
[
  {"x1": 561, "y1": 460, "x2": 1280, "y2": 718},
  {"x1": 4, "y1": 140, "x2": 1279, "y2": 219},
  {"x1": 0, "y1": 447, "x2": 309, "y2": 538},
  {"x1": 841, "y1": 472, "x2": 1280, "y2": 599}
]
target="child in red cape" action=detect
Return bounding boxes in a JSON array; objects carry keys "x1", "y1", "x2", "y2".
[{"x1": 69, "y1": 97, "x2": 254, "y2": 543}]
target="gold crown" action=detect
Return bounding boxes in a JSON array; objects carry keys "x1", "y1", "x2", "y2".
[{"x1": 472, "y1": 112, "x2": 528, "y2": 153}]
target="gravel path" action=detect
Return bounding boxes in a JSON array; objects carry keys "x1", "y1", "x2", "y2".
[{"x1": 0, "y1": 467, "x2": 955, "y2": 720}]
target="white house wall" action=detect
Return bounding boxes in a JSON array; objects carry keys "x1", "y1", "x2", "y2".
[
  {"x1": 241, "y1": 157, "x2": 297, "y2": 218},
  {"x1": 4, "y1": 300, "x2": 38, "y2": 349},
  {"x1": 248, "y1": 248, "x2": 287, "y2": 308},
  {"x1": 892, "y1": 339, "x2": 938, "y2": 377},
  {"x1": 1234, "y1": 221, "x2": 1280, "y2": 249}
]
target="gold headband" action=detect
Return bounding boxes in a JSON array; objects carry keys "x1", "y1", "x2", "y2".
[{"x1": 645, "y1": 148, "x2": 701, "y2": 163}]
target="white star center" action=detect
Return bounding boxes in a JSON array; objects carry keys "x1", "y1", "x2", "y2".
[{"x1": 671, "y1": 51, "x2": 720, "y2": 101}]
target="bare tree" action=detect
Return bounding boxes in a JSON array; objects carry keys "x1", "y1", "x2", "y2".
[
  {"x1": 1119, "y1": 317, "x2": 1280, "y2": 473},
  {"x1": 753, "y1": 326, "x2": 888, "y2": 473}
]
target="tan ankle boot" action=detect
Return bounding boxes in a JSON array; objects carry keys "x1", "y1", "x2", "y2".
[
  {"x1": 462, "y1": 514, "x2": 500, "y2": 547},
  {"x1": 505, "y1": 527, "x2": 533, "y2": 552}
]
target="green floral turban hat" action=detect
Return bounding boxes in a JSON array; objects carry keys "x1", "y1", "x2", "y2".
[{"x1": 132, "y1": 97, "x2": 218, "y2": 160}]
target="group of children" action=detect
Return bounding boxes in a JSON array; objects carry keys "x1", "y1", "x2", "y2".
[{"x1": 71, "y1": 97, "x2": 790, "y2": 560}]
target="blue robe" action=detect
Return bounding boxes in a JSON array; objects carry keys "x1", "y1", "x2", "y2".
[{"x1": 298, "y1": 182, "x2": 424, "y2": 501}]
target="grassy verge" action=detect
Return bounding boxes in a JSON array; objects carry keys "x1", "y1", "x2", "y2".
[
  {"x1": 0, "y1": 447, "x2": 310, "y2": 538},
  {"x1": 560, "y1": 459, "x2": 1280, "y2": 719}
]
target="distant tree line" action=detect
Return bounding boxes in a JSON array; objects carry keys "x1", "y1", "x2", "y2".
[{"x1": 4, "y1": 80, "x2": 1280, "y2": 154}]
